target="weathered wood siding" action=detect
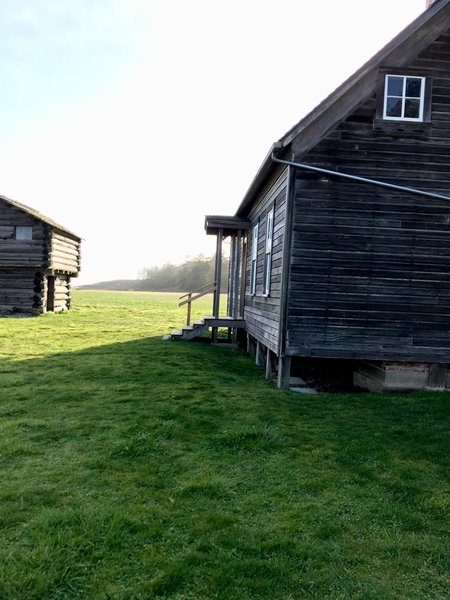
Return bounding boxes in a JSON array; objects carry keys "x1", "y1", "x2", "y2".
[
  {"x1": 287, "y1": 31, "x2": 450, "y2": 361},
  {"x1": 0, "y1": 269, "x2": 44, "y2": 314},
  {"x1": 0, "y1": 200, "x2": 81, "y2": 314},
  {"x1": 244, "y1": 168, "x2": 288, "y2": 353},
  {"x1": 50, "y1": 275, "x2": 72, "y2": 311},
  {"x1": 49, "y1": 230, "x2": 80, "y2": 274},
  {"x1": 0, "y1": 203, "x2": 48, "y2": 267}
]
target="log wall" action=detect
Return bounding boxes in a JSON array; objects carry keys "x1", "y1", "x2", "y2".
[
  {"x1": 0, "y1": 269, "x2": 44, "y2": 314},
  {"x1": 0, "y1": 204, "x2": 48, "y2": 267},
  {"x1": 52, "y1": 275, "x2": 72, "y2": 311},
  {"x1": 49, "y1": 231, "x2": 81, "y2": 274}
]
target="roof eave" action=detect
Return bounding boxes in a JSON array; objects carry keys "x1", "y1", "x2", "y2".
[
  {"x1": 234, "y1": 0, "x2": 450, "y2": 218},
  {"x1": 235, "y1": 142, "x2": 284, "y2": 217},
  {"x1": 0, "y1": 195, "x2": 82, "y2": 240},
  {"x1": 280, "y1": 0, "x2": 450, "y2": 149}
]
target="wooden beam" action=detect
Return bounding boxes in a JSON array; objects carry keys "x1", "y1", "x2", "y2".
[
  {"x1": 233, "y1": 230, "x2": 242, "y2": 319},
  {"x1": 277, "y1": 356, "x2": 291, "y2": 389},
  {"x1": 265, "y1": 349, "x2": 277, "y2": 380},
  {"x1": 428, "y1": 364, "x2": 447, "y2": 389},
  {"x1": 228, "y1": 236, "x2": 236, "y2": 318},
  {"x1": 212, "y1": 229, "x2": 223, "y2": 343},
  {"x1": 255, "y1": 341, "x2": 261, "y2": 366},
  {"x1": 213, "y1": 229, "x2": 223, "y2": 318}
]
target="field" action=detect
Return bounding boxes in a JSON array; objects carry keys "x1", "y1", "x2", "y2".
[{"x1": 0, "y1": 290, "x2": 449, "y2": 599}]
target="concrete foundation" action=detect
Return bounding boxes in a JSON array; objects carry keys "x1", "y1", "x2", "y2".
[{"x1": 354, "y1": 361, "x2": 449, "y2": 392}]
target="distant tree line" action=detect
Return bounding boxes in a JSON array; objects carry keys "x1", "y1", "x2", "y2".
[
  {"x1": 77, "y1": 255, "x2": 229, "y2": 292},
  {"x1": 138, "y1": 254, "x2": 229, "y2": 292}
]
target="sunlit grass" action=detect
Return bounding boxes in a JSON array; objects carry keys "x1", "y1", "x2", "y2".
[{"x1": 0, "y1": 291, "x2": 449, "y2": 599}]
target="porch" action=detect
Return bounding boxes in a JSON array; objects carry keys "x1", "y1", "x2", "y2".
[{"x1": 165, "y1": 215, "x2": 249, "y2": 344}]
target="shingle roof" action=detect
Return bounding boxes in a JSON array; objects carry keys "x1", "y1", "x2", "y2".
[{"x1": 0, "y1": 195, "x2": 81, "y2": 240}]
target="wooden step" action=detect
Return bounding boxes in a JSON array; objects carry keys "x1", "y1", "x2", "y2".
[
  {"x1": 164, "y1": 316, "x2": 246, "y2": 341},
  {"x1": 170, "y1": 329, "x2": 183, "y2": 337}
]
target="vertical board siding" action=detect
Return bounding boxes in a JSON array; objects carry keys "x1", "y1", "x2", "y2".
[
  {"x1": 244, "y1": 168, "x2": 288, "y2": 353},
  {"x1": 287, "y1": 32, "x2": 450, "y2": 360}
]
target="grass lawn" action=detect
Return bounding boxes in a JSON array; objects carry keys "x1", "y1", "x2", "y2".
[{"x1": 0, "y1": 290, "x2": 449, "y2": 599}]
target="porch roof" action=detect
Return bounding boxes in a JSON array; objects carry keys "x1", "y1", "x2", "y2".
[{"x1": 204, "y1": 215, "x2": 250, "y2": 236}]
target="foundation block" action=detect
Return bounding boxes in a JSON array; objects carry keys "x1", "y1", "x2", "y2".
[{"x1": 353, "y1": 361, "x2": 449, "y2": 392}]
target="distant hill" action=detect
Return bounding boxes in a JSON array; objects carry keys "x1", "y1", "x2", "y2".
[{"x1": 75, "y1": 279, "x2": 149, "y2": 291}]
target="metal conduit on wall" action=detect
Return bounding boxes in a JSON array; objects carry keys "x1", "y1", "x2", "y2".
[{"x1": 271, "y1": 155, "x2": 450, "y2": 203}]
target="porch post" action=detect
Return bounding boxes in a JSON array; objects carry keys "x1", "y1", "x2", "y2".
[
  {"x1": 212, "y1": 229, "x2": 223, "y2": 343},
  {"x1": 230, "y1": 230, "x2": 242, "y2": 344},
  {"x1": 239, "y1": 235, "x2": 248, "y2": 318},
  {"x1": 213, "y1": 229, "x2": 223, "y2": 318},
  {"x1": 233, "y1": 230, "x2": 242, "y2": 319},
  {"x1": 228, "y1": 235, "x2": 236, "y2": 318},
  {"x1": 277, "y1": 356, "x2": 292, "y2": 389}
]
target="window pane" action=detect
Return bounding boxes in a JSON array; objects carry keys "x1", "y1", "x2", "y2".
[
  {"x1": 252, "y1": 224, "x2": 258, "y2": 259},
  {"x1": 251, "y1": 260, "x2": 256, "y2": 294},
  {"x1": 263, "y1": 255, "x2": 270, "y2": 295},
  {"x1": 404, "y1": 99, "x2": 420, "y2": 118},
  {"x1": 16, "y1": 226, "x2": 32, "y2": 240},
  {"x1": 387, "y1": 76, "x2": 403, "y2": 96},
  {"x1": 383, "y1": 74, "x2": 425, "y2": 122},
  {"x1": 386, "y1": 98, "x2": 402, "y2": 117},
  {"x1": 406, "y1": 78, "x2": 422, "y2": 98}
]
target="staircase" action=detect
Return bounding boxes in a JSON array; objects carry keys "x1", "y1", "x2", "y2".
[{"x1": 164, "y1": 315, "x2": 246, "y2": 341}]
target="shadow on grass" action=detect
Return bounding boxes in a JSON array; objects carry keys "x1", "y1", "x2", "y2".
[{"x1": 0, "y1": 337, "x2": 449, "y2": 599}]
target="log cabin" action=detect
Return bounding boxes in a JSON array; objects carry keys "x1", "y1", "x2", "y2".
[
  {"x1": 0, "y1": 196, "x2": 81, "y2": 315},
  {"x1": 170, "y1": 0, "x2": 450, "y2": 391}
]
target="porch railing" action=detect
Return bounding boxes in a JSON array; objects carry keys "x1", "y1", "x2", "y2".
[{"x1": 179, "y1": 281, "x2": 217, "y2": 326}]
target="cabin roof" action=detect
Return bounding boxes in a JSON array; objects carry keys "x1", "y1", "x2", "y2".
[
  {"x1": 236, "y1": 0, "x2": 450, "y2": 216},
  {"x1": 205, "y1": 215, "x2": 250, "y2": 236},
  {"x1": 0, "y1": 195, "x2": 81, "y2": 240}
]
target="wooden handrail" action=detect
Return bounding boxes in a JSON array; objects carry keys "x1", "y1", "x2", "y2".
[
  {"x1": 179, "y1": 281, "x2": 217, "y2": 326},
  {"x1": 179, "y1": 281, "x2": 216, "y2": 300}
]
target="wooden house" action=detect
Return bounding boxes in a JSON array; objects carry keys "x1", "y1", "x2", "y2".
[
  {"x1": 171, "y1": 0, "x2": 450, "y2": 391},
  {"x1": 0, "y1": 196, "x2": 81, "y2": 315}
]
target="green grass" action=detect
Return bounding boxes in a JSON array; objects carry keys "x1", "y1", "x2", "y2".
[{"x1": 0, "y1": 290, "x2": 449, "y2": 599}]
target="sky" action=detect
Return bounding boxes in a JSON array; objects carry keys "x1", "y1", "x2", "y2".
[{"x1": 0, "y1": 0, "x2": 427, "y2": 285}]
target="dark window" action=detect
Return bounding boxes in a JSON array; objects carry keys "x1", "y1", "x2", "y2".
[
  {"x1": 384, "y1": 75, "x2": 425, "y2": 121},
  {"x1": 15, "y1": 226, "x2": 32, "y2": 240},
  {"x1": 262, "y1": 209, "x2": 273, "y2": 296},
  {"x1": 250, "y1": 222, "x2": 258, "y2": 295},
  {"x1": 375, "y1": 71, "x2": 432, "y2": 127}
]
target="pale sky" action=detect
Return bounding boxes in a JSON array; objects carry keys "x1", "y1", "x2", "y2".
[{"x1": 0, "y1": 0, "x2": 427, "y2": 285}]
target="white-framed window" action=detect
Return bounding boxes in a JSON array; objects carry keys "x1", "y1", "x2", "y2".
[
  {"x1": 250, "y1": 222, "x2": 258, "y2": 295},
  {"x1": 383, "y1": 74, "x2": 425, "y2": 121},
  {"x1": 15, "y1": 226, "x2": 33, "y2": 240},
  {"x1": 262, "y1": 208, "x2": 273, "y2": 296}
]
